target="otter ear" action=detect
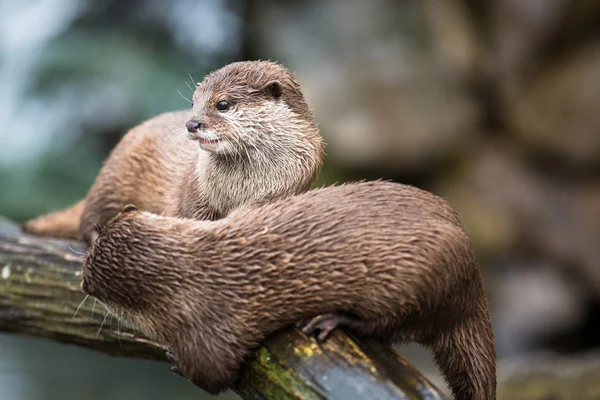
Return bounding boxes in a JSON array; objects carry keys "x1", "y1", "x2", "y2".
[{"x1": 261, "y1": 80, "x2": 283, "y2": 100}]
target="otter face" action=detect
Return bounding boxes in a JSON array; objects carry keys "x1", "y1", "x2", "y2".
[
  {"x1": 81, "y1": 237, "x2": 145, "y2": 315},
  {"x1": 80, "y1": 210, "x2": 203, "y2": 345},
  {"x1": 185, "y1": 61, "x2": 314, "y2": 159},
  {"x1": 80, "y1": 212, "x2": 165, "y2": 341}
]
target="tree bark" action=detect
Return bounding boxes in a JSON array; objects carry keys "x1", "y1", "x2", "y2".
[{"x1": 0, "y1": 216, "x2": 447, "y2": 400}]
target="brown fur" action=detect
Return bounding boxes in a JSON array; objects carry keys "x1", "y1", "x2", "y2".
[
  {"x1": 82, "y1": 181, "x2": 497, "y2": 400},
  {"x1": 23, "y1": 61, "x2": 324, "y2": 243}
]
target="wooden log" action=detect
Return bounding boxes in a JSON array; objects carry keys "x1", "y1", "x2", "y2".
[{"x1": 0, "y1": 216, "x2": 447, "y2": 400}]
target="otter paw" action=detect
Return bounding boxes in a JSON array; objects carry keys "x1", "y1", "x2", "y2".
[
  {"x1": 22, "y1": 218, "x2": 49, "y2": 235},
  {"x1": 299, "y1": 312, "x2": 357, "y2": 342},
  {"x1": 21, "y1": 219, "x2": 36, "y2": 233},
  {"x1": 166, "y1": 351, "x2": 183, "y2": 377}
]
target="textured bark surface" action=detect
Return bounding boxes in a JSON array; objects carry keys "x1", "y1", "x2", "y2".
[{"x1": 0, "y1": 216, "x2": 446, "y2": 400}]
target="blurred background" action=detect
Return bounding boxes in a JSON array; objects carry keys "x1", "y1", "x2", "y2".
[{"x1": 1, "y1": 0, "x2": 599, "y2": 399}]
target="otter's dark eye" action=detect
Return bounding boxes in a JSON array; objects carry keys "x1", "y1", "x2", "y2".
[{"x1": 216, "y1": 100, "x2": 230, "y2": 111}]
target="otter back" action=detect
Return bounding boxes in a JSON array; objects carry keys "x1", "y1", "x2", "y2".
[
  {"x1": 23, "y1": 60, "x2": 324, "y2": 243},
  {"x1": 83, "y1": 181, "x2": 496, "y2": 400}
]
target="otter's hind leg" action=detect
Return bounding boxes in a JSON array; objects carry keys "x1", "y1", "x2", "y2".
[
  {"x1": 22, "y1": 199, "x2": 85, "y2": 241},
  {"x1": 297, "y1": 312, "x2": 382, "y2": 341}
]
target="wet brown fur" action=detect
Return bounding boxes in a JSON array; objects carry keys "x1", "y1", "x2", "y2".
[
  {"x1": 82, "y1": 181, "x2": 497, "y2": 400},
  {"x1": 23, "y1": 61, "x2": 324, "y2": 243}
]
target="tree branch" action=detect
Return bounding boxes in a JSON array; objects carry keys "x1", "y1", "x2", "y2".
[{"x1": 0, "y1": 216, "x2": 446, "y2": 400}]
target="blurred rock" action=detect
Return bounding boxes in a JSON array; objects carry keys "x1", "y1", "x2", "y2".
[
  {"x1": 557, "y1": 1, "x2": 600, "y2": 51},
  {"x1": 436, "y1": 142, "x2": 538, "y2": 257},
  {"x1": 438, "y1": 143, "x2": 600, "y2": 294},
  {"x1": 510, "y1": 43, "x2": 600, "y2": 168},
  {"x1": 493, "y1": 262, "x2": 586, "y2": 355},
  {"x1": 533, "y1": 183, "x2": 600, "y2": 294},
  {"x1": 498, "y1": 350, "x2": 600, "y2": 400},
  {"x1": 247, "y1": 0, "x2": 481, "y2": 171},
  {"x1": 487, "y1": 0, "x2": 566, "y2": 106}
]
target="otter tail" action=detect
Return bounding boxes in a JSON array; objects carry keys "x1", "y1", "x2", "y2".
[
  {"x1": 22, "y1": 199, "x2": 85, "y2": 241},
  {"x1": 430, "y1": 292, "x2": 497, "y2": 400}
]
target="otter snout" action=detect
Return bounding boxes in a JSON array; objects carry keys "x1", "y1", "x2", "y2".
[{"x1": 186, "y1": 120, "x2": 205, "y2": 133}]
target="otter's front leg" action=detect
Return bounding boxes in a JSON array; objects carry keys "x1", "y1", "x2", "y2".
[{"x1": 168, "y1": 341, "x2": 245, "y2": 394}]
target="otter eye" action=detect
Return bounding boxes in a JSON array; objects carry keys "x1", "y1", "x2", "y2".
[{"x1": 216, "y1": 100, "x2": 230, "y2": 111}]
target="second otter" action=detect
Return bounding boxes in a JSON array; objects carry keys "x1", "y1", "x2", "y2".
[
  {"x1": 23, "y1": 61, "x2": 324, "y2": 243},
  {"x1": 82, "y1": 181, "x2": 497, "y2": 400}
]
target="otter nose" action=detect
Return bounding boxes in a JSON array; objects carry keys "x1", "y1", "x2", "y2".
[{"x1": 186, "y1": 120, "x2": 204, "y2": 132}]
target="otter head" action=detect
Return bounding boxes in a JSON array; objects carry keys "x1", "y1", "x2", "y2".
[
  {"x1": 80, "y1": 206, "x2": 170, "y2": 341},
  {"x1": 185, "y1": 60, "x2": 321, "y2": 160}
]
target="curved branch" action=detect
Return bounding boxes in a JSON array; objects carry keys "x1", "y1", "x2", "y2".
[{"x1": 0, "y1": 216, "x2": 446, "y2": 400}]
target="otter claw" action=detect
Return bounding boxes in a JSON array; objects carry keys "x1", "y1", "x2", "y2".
[
  {"x1": 295, "y1": 318, "x2": 312, "y2": 329},
  {"x1": 166, "y1": 351, "x2": 183, "y2": 377},
  {"x1": 300, "y1": 312, "x2": 351, "y2": 342}
]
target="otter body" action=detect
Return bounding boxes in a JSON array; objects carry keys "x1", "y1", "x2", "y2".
[
  {"x1": 23, "y1": 61, "x2": 324, "y2": 243},
  {"x1": 82, "y1": 181, "x2": 497, "y2": 400}
]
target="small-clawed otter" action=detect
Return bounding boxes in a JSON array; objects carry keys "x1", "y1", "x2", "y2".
[
  {"x1": 82, "y1": 181, "x2": 497, "y2": 400},
  {"x1": 23, "y1": 61, "x2": 324, "y2": 243}
]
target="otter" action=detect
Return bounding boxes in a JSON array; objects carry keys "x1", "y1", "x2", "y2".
[
  {"x1": 82, "y1": 181, "x2": 497, "y2": 400},
  {"x1": 23, "y1": 61, "x2": 324, "y2": 243}
]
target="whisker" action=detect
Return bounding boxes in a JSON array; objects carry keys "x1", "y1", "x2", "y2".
[
  {"x1": 89, "y1": 219, "x2": 101, "y2": 232},
  {"x1": 96, "y1": 309, "x2": 110, "y2": 337},
  {"x1": 91, "y1": 298, "x2": 97, "y2": 317},
  {"x1": 165, "y1": 126, "x2": 184, "y2": 144},
  {"x1": 243, "y1": 142, "x2": 253, "y2": 162},
  {"x1": 185, "y1": 81, "x2": 195, "y2": 93},
  {"x1": 160, "y1": 203, "x2": 172, "y2": 217},
  {"x1": 175, "y1": 130, "x2": 192, "y2": 154},
  {"x1": 117, "y1": 319, "x2": 123, "y2": 348},
  {"x1": 166, "y1": 126, "x2": 187, "y2": 142},
  {"x1": 174, "y1": 135, "x2": 186, "y2": 154},
  {"x1": 166, "y1": 128, "x2": 188, "y2": 152},
  {"x1": 165, "y1": 123, "x2": 185, "y2": 131},
  {"x1": 177, "y1": 90, "x2": 192, "y2": 104},
  {"x1": 68, "y1": 245, "x2": 86, "y2": 256},
  {"x1": 188, "y1": 73, "x2": 197, "y2": 88},
  {"x1": 72, "y1": 294, "x2": 89, "y2": 318}
]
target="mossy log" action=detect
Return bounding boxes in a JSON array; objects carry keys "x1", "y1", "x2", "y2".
[{"x1": 0, "y1": 216, "x2": 446, "y2": 400}]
